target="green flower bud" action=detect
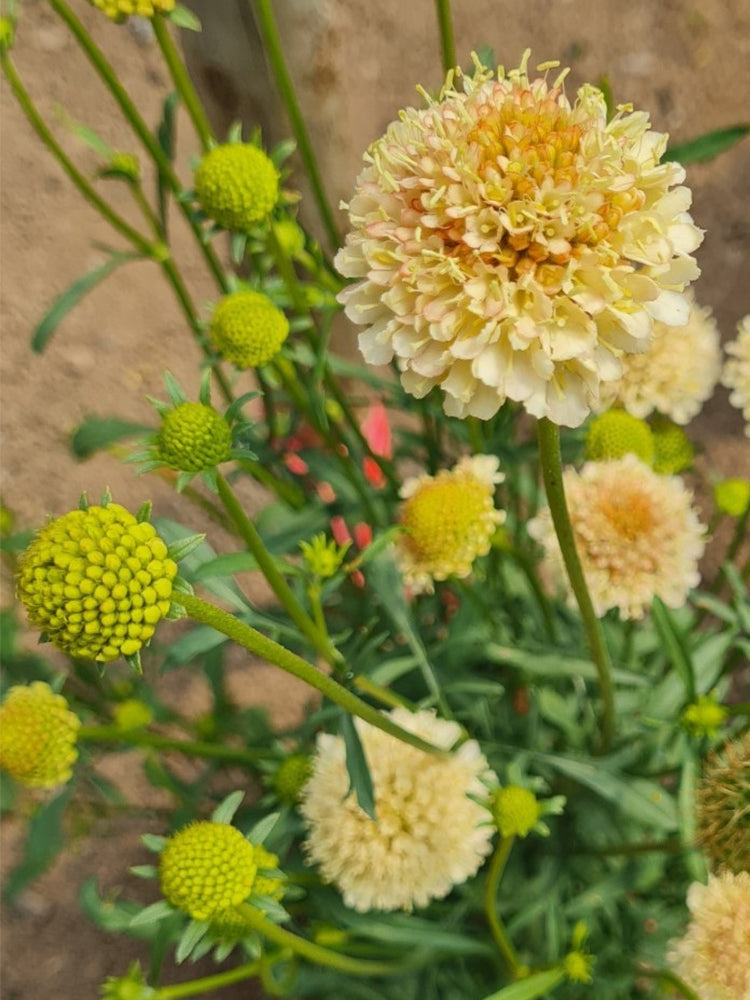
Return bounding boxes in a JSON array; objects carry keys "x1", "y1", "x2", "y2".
[
  {"x1": 112, "y1": 699, "x2": 153, "y2": 731},
  {"x1": 299, "y1": 534, "x2": 349, "y2": 579},
  {"x1": 210, "y1": 291, "x2": 289, "y2": 369},
  {"x1": 0, "y1": 682, "x2": 80, "y2": 788},
  {"x1": 156, "y1": 402, "x2": 232, "y2": 473},
  {"x1": 272, "y1": 753, "x2": 312, "y2": 804},
  {"x1": 17, "y1": 503, "x2": 177, "y2": 663},
  {"x1": 586, "y1": 410, "x2": 654, "y2": 465},
  {"x1": 714, "y1": 478, "x2": 750, "y2": 518},
  {"x1": 651, "y1": 416, "x2": 694, "y2": 474},
  {"x1": 194, "y1": 144, "x2": 279, "y2": 231},
  {"x1": 492, "y1": 785, "x2": 541, "y2": 839},
  {"x1": 681, "y1": 694, "x2": 728, "y2": 738},
  {"x1": 100, "y1": 962, "x2": 156, "y2": 1000}
]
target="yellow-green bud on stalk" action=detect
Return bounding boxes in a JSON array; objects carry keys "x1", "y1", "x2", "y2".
[
  {"x1": 112, "y1": 699, "x2": 153, "y2": 731},
  {"x1": 299, "y1": 535, "x2": 349, "y2": 579},
  {"x1": 680, "y1": 694, "x2": 728, "y2": 738},
  {"x1": 156, "y1": 402, "x2": 232, "y2": 473},
  {"x1": 87, "y1": 0, "x2": 175, "y2": 21},
  {"x1": 100, "y1": 962, "x2": 155, "y2": 1000},
  {"x1": 194, "y1": 144, "x2": 279, "y2": 231},
  {"x1": 586, "y1": 410, "x2": 655, "y2": 465},
  {"x1": 159, "y1": 821, "x2": 258, "y2": 921},
  {"x1": 210, "y1": 291, "x2": 289, "y2": 369},
  {"x1": 651, "y1": 416, "x2": 694, "y2": 475},
  {"x1": 272, "y1": 753, "x2": 312, "y2": 804},
  {"x1": 16, "y1": 503, "x2": 177, "y2": 663},
  {"x1": 0, "y1": 682, "x2": 80, "y2": 788},
  {"x1": 714, "y1": 478, "x2": 750, "y2": 518},
  {"x1": 492, "y1": 785, "x2": 541, "y2": 839}
]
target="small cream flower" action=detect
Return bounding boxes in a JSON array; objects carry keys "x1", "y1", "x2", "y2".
[
  {"x1": 668, "y1": 871, "x2": 750, "y2": 1000},
  {"x1": 300, "y1": 708, "x2": 496, "y2": 912},
  {"x1": 722, "y1": 315, "x2": 750, "y2": 437},
  {"x1": 598, "y1": 293, "x2": 721, "y2": 424},
  {"x1": 397, "y1": 455, "x2": 504, "y2": 594},
  {"x1": 336, "y1": 53, "x2": 701, "y2": 427},
  {"x1": 528, "y1": 454, "x2": 705, "y2": 619}
]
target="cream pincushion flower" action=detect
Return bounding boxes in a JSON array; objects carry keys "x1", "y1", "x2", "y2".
[
  {"x1": 528, "y1": 454, "x2": 705, "y2": 619},
  {"x1": 397, "y1": 454, "x2": 504, "y2": 594},
  {"x1": 336, "y1": 53, "x2": 702, "y2": 427},
  {"x1": 668, "y1": 871, "x2": 750, "y2": 1000},
  {"x1": 722, "y1": 314, "x2": 750, "y2": 436},
  {"x1": 300, "y1": 708, "x2": 496, "y2": 912},
  {"x1": 598, "y1": 293, "x2": 721, "y2": 424}
]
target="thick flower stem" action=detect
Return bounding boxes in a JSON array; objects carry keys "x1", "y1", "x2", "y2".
[
  {"x1": 215, "y1": 472, "x2": 342, "y2": 666},
  {"x1": 248, "y1": 0, "x2": 341, "y2": 254},
  {"x1": 434, "y1": 0, "x2": 457, "y2": 75},
  {"x1": 484, "y1": 835, "x2": 523, "y2": 977},
  {"x1": 77, "y1": 725, "x2": 271, "y2": 765},
  {"x1": 152, "y1": 15, "x2": 214, "y2": 152},
  {"x1": 536, "y1": 418, "x2": 616, "y2": 753},
  {"x1": 156, "y1": 961, "x2": 261, "y2": 999},
  {"x1": 179, "y1": 592, "x2": 444, "y2": 756},
  {"x1": 237, "y1": 904, "x2": 415, "y2": 976}
]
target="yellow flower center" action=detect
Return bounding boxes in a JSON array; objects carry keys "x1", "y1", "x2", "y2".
[
  {"x1": 401, "y1": 477, "x2": 490, "y2": 566},
  {"x1": 597, "y1": 489, "x2": 654, "y2": 541}
]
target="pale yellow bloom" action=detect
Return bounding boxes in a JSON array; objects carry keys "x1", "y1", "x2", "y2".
[
  {"x1": 397, "y1": 455, "x2": 504, "y2": 594},
  {"x1": 336, "y1": 54, "x2": 701, "y2": 427},
  {"x1": 722, "y1": 315, "x2": 750, "y2": 437},
  {"x1": 528, "y1": 454, "x2": 705, "y2": 619},
  {"x1": 668, "y1": 871, "x2": 750, "y2": 1000},
  {"x1": 598, "y1": 293, "x2": 721, "y2": 424},
  {"x1": 300, "y1": 708, "x2": 496, "y2": 912}
]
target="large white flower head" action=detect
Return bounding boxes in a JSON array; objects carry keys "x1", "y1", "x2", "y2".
[
  {"x1": 598, "y1": 292, "x2": 721, "y2": 424},
  {"x1": 300, "y1": 708, "x2": 496, "y2": 912},
  {"x1": 336, "y1": 52, "x2": 702, "y2": 427},
  {"x1": 668, "y1": 871, "x2": 750, "y2": 1000},
  {"x1": 528, "y1": 454, "x2": 705, "y2": 619},
  {"x1": 722, "y1": 314, "x2": 750, "y2": 437},
  {"x1": 397, "y1": 454, "x2": 504, "y2": 594}
]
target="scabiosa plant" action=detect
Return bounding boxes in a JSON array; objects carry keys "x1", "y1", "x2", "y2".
[
  {"x1": 336, "y1": 51, "x2": 702, "y2": 426},
  {"x1": 16, "y1": 495, "x2": 178, "y2": 667},
  {"x1": 194, "y1": 142, "x2": 279, "y2": 232},
  {"x1": 585, "y1": 409, "x2": 655, "y2": 465},
  {"x1": 300, "y1": 708, "x2": 496, "y2": 912},
  {"x1": 0, "y1": 682, "x2": 80, "y2": 788},
  {"x1": 529, "y1": 454, "x2": 706, "y2": 619},
  {"x1": 209, "y1": 289, "x2": 289, "y2": 369},
  {"x1": 722, "y1": 314, "x2": 750, "y2": 436},
  {"x1": 397, "y1": 455, "x2": 504, "y2": 594}
]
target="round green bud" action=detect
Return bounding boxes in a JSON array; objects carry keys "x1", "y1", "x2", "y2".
[
  {"x1": 651, "y1": 416, "x2": 694, "y2": 474},
  {"x1": 88, "y1": 0, "x2": 175, "y2": 21},
  {"x1": 100, "y1": 962, "x2": 156, "y2": 1000},
  {"x1": 210, "y1": 291, "x2": 289, "y2": 369},
  {"x1": 159, "y1": 821, "x2": 257, "y2": 921},
  {"x1": 112, "y1": 699, "x2": 153, "y2": 731},
  {"x1": 194, "y1": 144, "x2": 279, "y2": 231},
  {"x1": 156, "y1": 402, "x2": 232, "y2": 473},
  {"x1": 714, "y1": 478, "x2": 750, "y2": 518},
  {"x1": 586, "y1": 410, "x2": 654, "y2": 465},
  {"x1": 17, "y1": 503, "x2": 177, "y2": 663},
  {"x1": 492, "y1": 785, "x2": 541, "y2": 839},
  {"x1": 681, "y1": 695, "x2": 728, "y2": 738},
  {"x1": 272, "y1": 753, "x2": 312, "y2": 804},
  {"x1": 0, "y1": 682, "x2": 80, "y2": 788}
]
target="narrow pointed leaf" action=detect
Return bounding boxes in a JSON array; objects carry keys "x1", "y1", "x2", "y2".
[
  {"x1": 340, "y1": 712, "x2": 376, "y2": 820},
  {"x1": 664, "y1": 124, "x2": 749, "y2": 164},
  {"x1": 129, "y1": 900, "x2": 175, "y2": 927},
  {"x1": 246, "y1": 811, "x2": 280, "y2": 846},
  {"x1": 71, "y1": 417, "x2": 152, "y2": 459},
  {"x1": 176, "y1": 919, "x2": 209, "y2": 964},
  {"x1": 211, "y1": 790, "x2": 244, "y2": 825},
  {"x1": 651, "y1": 597, "x2": 696, "y2": 701},
  {"x1": 480, "y1": 969, "x2": 565, "y2": 1000}
]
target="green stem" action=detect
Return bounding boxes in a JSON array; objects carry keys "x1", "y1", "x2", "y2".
[
  {"x1": 2, "y1": 53, "x2": 156, "y2": 258},
  {"x1": 238, "y1": 904, "x2": 412, "y2": 976},
  {"x1": 249, "y1": 0, "x2": 341, "y2": 253},
  {"x1": 352, "y1": 674, "x2": 416, "y2": 711},
  {"x1": 484, "y1": 835, "x2": 522, "y2": 976},
  {"x1": 152, "y1": 14, "x2": 214, "y2": 151},
  {"x1": 236, "y1": 457, "x2": 306, "y2": 509},
  {"x1": 48, "y1": 0, "x2": 229, "y2": 294},
  {"x1": 180, "y1": 592, "x2": 444, "y2": 756},
  {"x1": 215, "y1": 471, "x2": 341, "y2": 665},
  {"x1": 433, "y1": 0, "x2": 457, "y2": 75},
  {"x1": 536, "y1": 418, "x2": 615, "y2": 753},
  {"x1": 77, "y1": 725, "x2": 270, "y2": 766},
  {"x1": 156, "y1": 961, "x2": 261, "y2": 1000}
]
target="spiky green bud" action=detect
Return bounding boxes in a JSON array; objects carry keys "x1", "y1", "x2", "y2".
[
  {"x1": 156, "y1": 402, "x2": 232, "y2": 473},
  {"x1": 492, "y1": 785, "x2": 541, "y2": 839},
  {"x1": 210, "y1": 291, "x2": 289, "y2": 369},
  {"x1": 272, "y1": 753, "x2": 312, "y2": 804}
]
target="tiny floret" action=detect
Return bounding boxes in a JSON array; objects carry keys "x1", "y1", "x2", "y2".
[
  {"x1": 87, "y1": 0, "x2": 175, "y2": 21},
  {"x1": 156, "y1": 402, "x2": 232, "y2": 473},
  {"x1": 0, "y1": 682, "x2": 80, "y2": 788},
  {"x1": 159, "y1": 821, "x2": 257, "y2": 921},
  {"x1": 398, "y1": 455, "x2": 504, "y2": 594},
  {"x1": 529, "y1": 455, "x2": 705, "y2": 620},
  {"x1": 668, "y1": 871, "x2": 750, "y2": 1000},
  {"x1": 195, "y1": 144, "x2": 279, "y2": 231},
  {"x1": 714, "y1": 478, "x2": 750, "y2": 519},
  {"x1": 300, "y1": 708, "x2": 497, "y2": 912},
  {"x1": 585, "y1": 410, "x2": 654, "y2": 465},
  {"x1": 492, "y1": 785, "x2": 541, "y2": 839},
  {"x1": 210, "y1": 291, "x2": 289, "y2": 369},
  {"x1": 722, "y1": 314, "x2": 750, "y2": 437},
  {"x1": 17, "y1": 503, "x2": 177, "y2": 662}
]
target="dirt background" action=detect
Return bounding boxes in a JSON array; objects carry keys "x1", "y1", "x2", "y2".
[{"x1": 1, "y1": 1, "x2": 749, "y2": 998}]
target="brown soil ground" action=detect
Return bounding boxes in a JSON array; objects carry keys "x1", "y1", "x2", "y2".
[{"x1": 1, "y1": 1, "x2": 749, "y2": 998}]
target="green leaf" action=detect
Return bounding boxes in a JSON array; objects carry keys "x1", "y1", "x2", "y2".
[
  {"x1": 192, "y1": 552, "x2": 258, "y2": 580},
  {"x1": 3, "y1": 786, "x2": 73, "y2": 901},
  {"x1": 32, "y1": 253, "x2": 141, "y2": 353},
  {"x1": 130, "y1": 900, "x2": 176, "y2": 928},
  {"x1": 479, "y1": 968, "x2": 565, "y2": 1000},
  {"x1": 211, "y1": 790, "x2": 244, "y2": 825},
  {"x1": 485, "y1": 644, "x2": 649, "y2": 686},
  {"x1": 246, "y1": 811, "x2": 280, "y2": 846},
  {"x1": 129, "y1": 865, "x2": 158, "y2": 879},
  {"x1": 340, "y1": 712, "x2": 376, "y2": 820},
  {"x1": 168, "y1": 4, "x2": 202, "y2": 31},
  {"x1": 70, "y1": 416, "x2": 152, "y2": 459},
  {"x1": 651, "y1": 597, "x2": 696, "y2": 701},
  {"x1": 678, "y1": 750, "x2": 707, "y2": 882},
  {"x1": 166, "y1": 533, "x2": 207, "y2": 564},
  {"x1": 664, "y1": 124, "x2": 749, "y2": 164},
  {"x1": 176, "y1": 919, "x2": 209, "y2": 963}
]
